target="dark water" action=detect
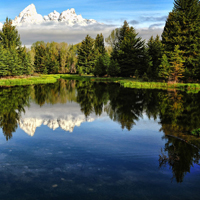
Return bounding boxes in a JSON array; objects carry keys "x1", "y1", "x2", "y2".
[{"x1": 0, "y1": 79, "x2": 200, "y2": 200}]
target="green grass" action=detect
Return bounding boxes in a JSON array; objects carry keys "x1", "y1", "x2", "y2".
[
  {"x1": 61, "y1": 74, "x2": 200, "y2": 92},
  {"x1": 1, "y1": 74, "x2": 200, "y2": 93},
  {"x1": 0, "y1": 75, "x2": 59, "y2": 86}
]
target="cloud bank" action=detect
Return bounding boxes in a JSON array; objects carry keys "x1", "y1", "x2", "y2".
[{"x1": 16, "y1": 22, "x2": 115, "y2": 46}]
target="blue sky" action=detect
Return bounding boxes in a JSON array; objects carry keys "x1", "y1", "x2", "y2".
[
  {"x1": 0, "y1": 0, "x2": 175, "y2": 45},
  {"x1": 0, "y1": 0, "x2": 174, "y2": 26}
]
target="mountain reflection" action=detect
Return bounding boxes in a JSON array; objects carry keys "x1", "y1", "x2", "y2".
[{"x1": 0, "y1": 79, "x2": 200, "y2": 183}]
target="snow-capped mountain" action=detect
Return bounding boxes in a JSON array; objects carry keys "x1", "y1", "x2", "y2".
[
  {"x1": 12, "y1": 4, "x2": 98, "y2": 26},
  {"x1": 19, "y1": 115, "x2": 94, "y2": 136},
  {"x1": 0, "y1": 22, "x2": 3, "y2": 29}
]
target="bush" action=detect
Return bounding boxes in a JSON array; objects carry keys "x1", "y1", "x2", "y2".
[{"x1": 191, "y1": 128, "x2": 200, "y2": 137}]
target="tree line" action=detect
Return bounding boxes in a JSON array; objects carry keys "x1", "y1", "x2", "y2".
[
  {"x1": 77, "y1": 0, "x2": 200, "y2": 82},
  {"x1": 0, "y1": 0, "x2": 200, "y2": 83}
]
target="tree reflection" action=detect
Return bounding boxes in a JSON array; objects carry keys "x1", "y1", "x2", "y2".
[
  {"x1": 33, "y1": 79, "x2": 77, "y2": 106},
  {"x1": 0, "y1": 86, "x2": 31, "y2": 140},
  {"x1": 159, "y1": 135, "x2": 200, "y2": 183}
]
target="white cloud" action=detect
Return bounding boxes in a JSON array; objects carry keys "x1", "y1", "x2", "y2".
[
  {"x1": 137, "y1": 27, "x2": 164, "y2": 41},
  {"x1": 16, "y1": 22, "x2": 116, "y2": 46}
]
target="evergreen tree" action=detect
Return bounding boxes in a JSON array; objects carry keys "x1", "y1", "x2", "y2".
[
  {"x1": 146, "y1": 35, "x2": 163, "y2": 79},
  {"x1": 95, "y1": 33, "x2": 106, "y2": 55},
  {"x1": 0, "y1": 18, "x2": 21, "y2": 49},
  {"x1": 0, "y1": 43, "x2": 8, "y2": 76},
  {"x1": 158, "y1": 54, "x2": 171, "y2": 81},
  {"x1": 77, "y1": 35, "x2": 96, "y2": 74},
  {"x1": 18, "y1": 47, "x2": 33, "y2": 75},
  {"x1": 6, "y1": 48, "x2": 22, "y2": 76},
  {"x1": 162, "y1": 0, "x2": 200, "y2": 80},
  {"x1": 111, "y1": 21, "x2": 146, "y2": 77}
]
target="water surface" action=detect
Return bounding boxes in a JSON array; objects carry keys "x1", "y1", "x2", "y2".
[{"x1": 0, "y1": 79, "x2": 199, "y2": 199}]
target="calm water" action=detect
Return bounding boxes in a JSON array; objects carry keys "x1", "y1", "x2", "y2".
[{"x1": 0, "y1": 79, "x2": 200, "y2": 200}]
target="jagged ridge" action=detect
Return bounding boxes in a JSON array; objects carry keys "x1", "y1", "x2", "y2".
[{"x1": 12, "y1": 4, "x2": 98, "y2": 26}]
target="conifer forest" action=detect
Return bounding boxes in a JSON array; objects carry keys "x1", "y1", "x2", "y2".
[{"x1": 0, "y1": 0, "x2": 200, "y2": 83}]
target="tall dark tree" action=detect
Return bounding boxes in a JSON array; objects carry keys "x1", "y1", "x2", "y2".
[
  {"x1": 162, "y1": 0, "x2": 200, "y2": 80},
  {"x1": 146, "y1": 35, "x2": 163, "y2": 80},
  {"x1": 111, "y1": 21, "x2": 146, "y2": 77},
  {"x1": 77, "y1": 35, "x2": 96, "y2": 74},
  {"x1": 95, "y1": 33, "x2": 106, "y2": 55}
]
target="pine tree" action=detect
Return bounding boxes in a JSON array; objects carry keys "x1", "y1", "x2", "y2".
[
  {"x1": 146, "y1": 35, "x2": 163, "y2": 79},
  {"x1": 162, "y1": 0, "x2": 200, "y2": 80},
  {"x1": 95, "y1": 33, "x2": 106, "y2": 55},
  {"x1": 18, "y1": 47, "x2": 33, "y2": 75},
  {"x1": 6, "y1": 48, "x2": 22, "y2": 76},
  {"x1": 111, "y1": 21, "x2": 146, "y2": 77},
  {"x1": 77, "y1": 35, "x2": 96, "y2": 74},
  {"x1": 158, "y1": 54, "x2": 171, "y2": 81},
  {"x1": 0, "y1": 18, "x2": 21, "y2": 49}
]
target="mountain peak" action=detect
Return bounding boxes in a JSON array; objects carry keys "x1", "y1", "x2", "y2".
[
  {"x1": 12, "y1": 4, "x2": 98, "y2": 26},
  {"x1": 14, "y1": 3, "x2": 43, "y2": 24},
  {"x1": 19, "y1": 3, "x2": 37, "y2": 17}
]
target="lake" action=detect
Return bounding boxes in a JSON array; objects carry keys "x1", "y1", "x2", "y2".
[{"x1": 0, "y1": 79, "x2": 199, "y2": 200}]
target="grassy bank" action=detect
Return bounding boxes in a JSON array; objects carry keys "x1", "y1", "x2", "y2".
[
  {"x1": 1, "y1": 74, "x2": 200, "y2": 93},
  {"x1": 0, "y1": 75, "x2": 60, "y2": 86},
  {"x1": 61, "y1": 74, "x2": 200, "y2": 93}
]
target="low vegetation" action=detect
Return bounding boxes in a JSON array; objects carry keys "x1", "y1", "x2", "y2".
[{"x1": 2, "y1": 74, "x2": 200, "y2": 93}]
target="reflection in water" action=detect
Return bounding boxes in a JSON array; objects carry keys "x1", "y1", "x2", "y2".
[
  {"x1": 159, "y1": 135, "x2": 200, "y2": 183},
  {"x1": 0, "y1": 79, "x2": 200, "y2": 184},
  {"x1": 19, "y1": 108, "x2": 95, "y2": 136},
  {"x1": 0, "y1": 86, "x2": 31, "y2": 140}
]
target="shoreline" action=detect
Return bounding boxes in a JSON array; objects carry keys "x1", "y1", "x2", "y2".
[{"x1": 1, "y1": 74, "x2": 200, "y2": 93}]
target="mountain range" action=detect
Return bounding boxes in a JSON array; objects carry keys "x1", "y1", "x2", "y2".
[{"x1": 12, "y1": 4, "x2": 99, "y2": 26}]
